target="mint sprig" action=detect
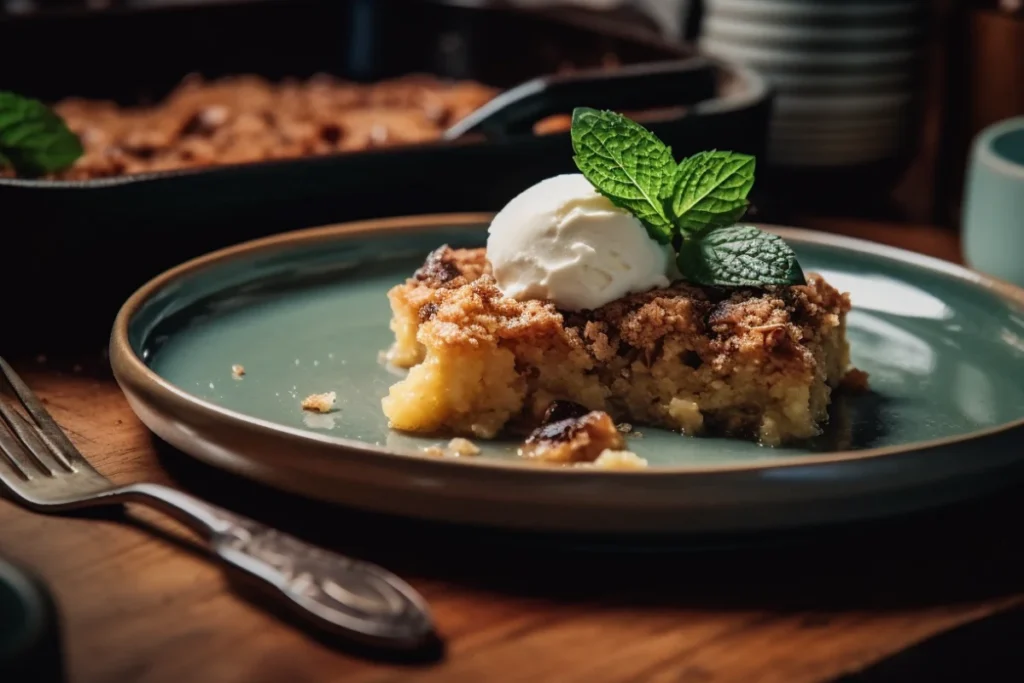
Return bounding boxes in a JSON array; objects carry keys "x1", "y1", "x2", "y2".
[
  {"x1": 670, "y1": 150, "x2": 755, "y2": 235},
  {"x1": 0, "y1": 91, "x2": 83, "y2": 177},
  {"x1": 677, "y1": 225, "x2": 806, "y2": 287},
  {"x1": 570, "y1": 107, "x2": 676, "y2": 244},
  {"x1": 570, "y1": 108, "x2": 805, "y2": 288}
]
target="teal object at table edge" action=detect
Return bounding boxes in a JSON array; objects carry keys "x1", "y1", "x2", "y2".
[{"x1": 0, "y1": 553, "x2": 65, "y2": 683}]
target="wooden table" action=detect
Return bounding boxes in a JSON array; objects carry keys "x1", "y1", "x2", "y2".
[{"x1": 2, "y1": 221, "x2": 1022, "y2": 683}]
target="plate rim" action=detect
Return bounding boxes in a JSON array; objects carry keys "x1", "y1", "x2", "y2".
[{"x1": 109, "y1": 212, "x2": 1024, "y2": 477}]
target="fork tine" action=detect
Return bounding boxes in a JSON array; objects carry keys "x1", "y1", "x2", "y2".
[
  {"x1": 0, "y1": 357, "x2": 83, "y2": 467},
  {"x1": 0, "y1": 415, "x2": 34, "y2": 481},
  {"x1": 0, "y1": 400, "x2": 68, "y2": 474}
]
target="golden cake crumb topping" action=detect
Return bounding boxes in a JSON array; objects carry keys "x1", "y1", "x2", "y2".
[{"x1": 393, "y1": 245, "x2": 849, "y2": 371}]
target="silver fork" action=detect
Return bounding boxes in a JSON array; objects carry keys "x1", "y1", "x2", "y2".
[{"x1": 0, "y1": 357, "x2": 435, "y2": 652}]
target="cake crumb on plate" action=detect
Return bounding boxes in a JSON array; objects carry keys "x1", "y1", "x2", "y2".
[
  {"x1": 585, "y1": 449, "x2": 648, "y2": 470},
  {"x1": 840, "y1": 368, "x2": 870, "y2": 393},
  {"x1": 301, "y1": 391, "x2": 336, "y2": 413},
  {"x1": 520, "y1": 401, "x2": 626, "y2": 464},
  {"x1": 423, "y1": 438, "x2": 481, "y2": 458},
  {"x1": 231, "y1": 364, "x2": 245, "y2": 379},
  {"x1": 447, "y1": 437, "x2": 480, "y2": 456}
]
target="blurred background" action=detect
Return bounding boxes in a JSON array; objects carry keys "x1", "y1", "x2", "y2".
[
  {"x1": 462, "y1": 0, "x2": 1020, "y2": 231},
  {"x1": 2, "y1": 0, "x2": 1023, "y2": 347},
  {"x1": 5, "y1": 0, "x2": 1016, "y2": 230}
]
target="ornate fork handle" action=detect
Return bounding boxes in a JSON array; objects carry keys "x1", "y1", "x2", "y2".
[{"x1": 109, "y1": 482, "x2": 435, "y2": 650}]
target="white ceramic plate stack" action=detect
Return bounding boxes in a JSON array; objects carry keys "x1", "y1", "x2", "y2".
[{"x1": 698, "y1": 0, "x2": 927, "y2": 169}]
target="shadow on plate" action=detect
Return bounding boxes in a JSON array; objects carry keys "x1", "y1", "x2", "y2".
[
  {"x1": 149, "y1": 436, "x2": 1024, "y2": 615},
  {"x1": 805, "y1": 390, "x2": 897, "y2": 453}
]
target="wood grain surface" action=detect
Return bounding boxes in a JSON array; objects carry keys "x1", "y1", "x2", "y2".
[{"x1": 1, "y1": 222, "x2": 1022, "y2": 683}]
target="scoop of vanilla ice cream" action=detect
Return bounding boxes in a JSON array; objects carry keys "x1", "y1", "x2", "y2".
[{"x1": 486, "y1": 174, "x2": 673, "y2": 311}]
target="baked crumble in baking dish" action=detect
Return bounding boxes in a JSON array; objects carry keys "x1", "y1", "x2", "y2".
[{"x1": 9, "y1": 74, "x2": 497, "y2": 180}]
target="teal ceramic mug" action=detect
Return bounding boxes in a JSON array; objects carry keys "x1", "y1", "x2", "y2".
[
  {"x1": 963, "y1": 116, "x2": 1024, "y2": 287},
  {"x1": 0, "y1": 556, "x2": 65, "y2": 683}
]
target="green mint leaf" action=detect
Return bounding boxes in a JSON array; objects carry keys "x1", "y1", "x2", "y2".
[
  {"x1": 0, "y1": 91, "x2": 83, "y2": 177},
  {"x1": 669, "y1": 150, "x2": 755, "y2": 235},
  {"x1": 676, "y1": 224, "x2": 806, "y2": 287},
  {"x1": 570, "y1": 107, "x2": 676, "y2": 244}
]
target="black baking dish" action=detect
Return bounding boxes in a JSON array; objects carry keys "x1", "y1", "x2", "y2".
[{"x1": 0, "y1": 0, "x2": 771, "y2": 352}]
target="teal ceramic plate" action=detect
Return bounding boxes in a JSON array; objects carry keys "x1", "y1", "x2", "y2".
[{"x1": 110, "y1": 215, "x2": 1024, "y2": 534}]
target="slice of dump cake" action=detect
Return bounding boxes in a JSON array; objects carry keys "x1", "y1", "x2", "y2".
[
  {"x1": 381, "y1": 108, "x2": 860, "y2": 452},
  {"x1": 382, "y1": 245, "x2": 850, "y2": 446}
]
